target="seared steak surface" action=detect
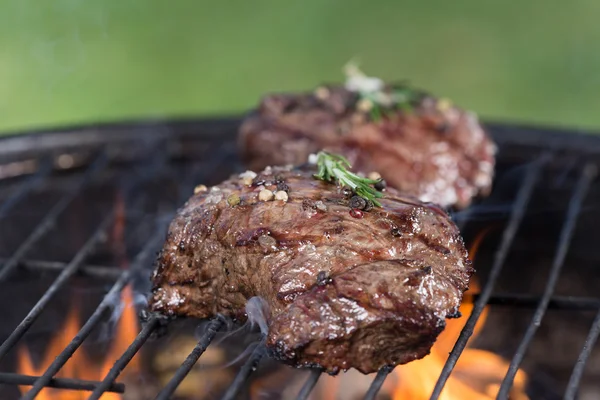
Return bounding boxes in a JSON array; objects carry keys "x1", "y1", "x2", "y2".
[
  {"x1": 150, "y1": 166, "x2": 473, "y2": 373},
  {"x1": 239, "y1": 86, "x2": 495, "y2": 208}
]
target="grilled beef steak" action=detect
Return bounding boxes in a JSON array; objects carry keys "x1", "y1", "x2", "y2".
[
  {"x1": 239, "y1": 85, "x2": 495, "y2": 209},
  {"x1": 149, "y1": 166, "x2": 473, "y2": 374}
]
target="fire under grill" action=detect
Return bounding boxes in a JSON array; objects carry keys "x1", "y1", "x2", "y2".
[{"x1": 1, "y1": 118, "x2": 600, "y2": 399}]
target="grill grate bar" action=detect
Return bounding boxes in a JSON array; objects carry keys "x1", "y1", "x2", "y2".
[
  {"x1": 220, "y1": 342, "x2": 266, "y2": 400},
  {"x1": 0, "y1": 158, "x2": 53, "y2": 219},
  {"x1": 564, "y1": 308, "x2": 600, "y2": 400},
  {"x1": 0, "y1": 372, "x2": 125, "y2": 394},
  {"x1": 0, "y1": 211, "x2": 115, "y2": 361},
  {"x1": 429, "y1": 154, "x2": 547, "y2": 400},
  {"x1": 20, "y1": 226, "x2": 166, "y2": 399},
  {"x1": 88, "y1": 316, "x2": 160, "y2": 399},
  {"x1": 5, "y1": 259, "x2": 123, "y2": 279},
  {"x1": 153, "y1": 318, "x2": 224, "y2": 400},
  {"x1": 363, "y1": 365, "x2": 394, "y2": 400},
  {"x1": 497, "y1": 163, "x2": 597, "y2": 398},
  {"x1": 0, "y1": 152, "x2": 108, "y2": 282},
  {"x1": 481, "y1": 293, "x2": 600, "y2": 311},
  {"x1": 295, "y1": 369, "x2": 322, "y2": 400}
]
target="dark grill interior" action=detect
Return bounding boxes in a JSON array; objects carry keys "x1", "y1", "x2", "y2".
[{"x1": 0, "y1": 118, "x2": 600, "y2": 399}]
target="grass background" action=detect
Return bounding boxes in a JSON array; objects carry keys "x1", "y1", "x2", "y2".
[{"x1": 1, "y1": 0, "x2": 600, "y2": 134}]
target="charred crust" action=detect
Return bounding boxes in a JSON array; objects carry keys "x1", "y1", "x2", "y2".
[
  {"x1": 316, "y1": 271, "x2": 332, "y2": 286},
  {"x1": 404, "y1": 265, "x2": 434, "y2": 287},
  {"x1": 432, "y1": 244, "x2": 451, "y2": 255},
  {"x1": 414, "y1": 231, "x2": 453, "y2": 256},
  {"x1": 302, "y1": 198, "x2": 316, "y2": 211},
  {"x1": 446, "y1": 308, "x2": 462, "y2": 319},
  {"x1": 324, "y1": 224, "x2": 345, "y2": 237},
  {"x1": 139, "y1": 310, "x2": 174, "y2": 338},
  {"x1": 235, "y1": 227, "x2": 271, "y2": 247}
]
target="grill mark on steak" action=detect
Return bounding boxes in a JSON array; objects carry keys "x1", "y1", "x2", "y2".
[{"x1": 149, "y1": 166, "x2": 472, "y2": 374}]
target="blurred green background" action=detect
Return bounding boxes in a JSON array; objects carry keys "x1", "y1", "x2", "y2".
[{"x1": 1, "y1": 0, "x2": 600, "y2": 134}]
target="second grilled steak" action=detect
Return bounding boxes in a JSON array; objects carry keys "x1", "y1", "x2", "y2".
[
  {"x1": 239, "y1": 84, "x2": 496, "y2": 209},
  {"x1": 149, "y1": 166, "x2": 473, "y2": 374}
]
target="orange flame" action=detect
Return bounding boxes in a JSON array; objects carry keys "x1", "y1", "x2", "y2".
[
  {"x1": 16, "y1": 285, "x2": 141, "y2": 399},
  {"x1": 390, "y1": 228, "x2": 529, "y2": 400},
  {"x1": 17, "y1": 192, "x2": 140, "y2": 399}
]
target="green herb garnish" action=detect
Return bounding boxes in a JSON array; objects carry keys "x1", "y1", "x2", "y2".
[
  {"x1": 343, "y1": 62, "x2": 422, "y2": 122},
  {"x1": 313, "y1": 151, "x2": 383, "y2": 207}
]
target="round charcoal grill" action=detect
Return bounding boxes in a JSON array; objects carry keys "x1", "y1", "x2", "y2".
[{"x1": 1, "y1": 118, "x2": 600, "y2": 400}]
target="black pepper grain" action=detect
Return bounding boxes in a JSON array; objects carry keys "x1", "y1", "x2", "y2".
[
  {"x1": 349, "y1": 195, "x2": 367, "y2": 210},
  {"x1": 363, "y1": 200, "x2": 374, "y2": 212},
  {"x1": 374, "y1": 180, "x2": 387, "y2": 191},
  {"x1": 276, "y1": 182, "x2": 290, "y2": 193},
  {"x1": 316, "y1": 271, "x2": 331, "y2": 286},
  {"x1": 391, "y1": 228, "x2": 402, "y2": 237},
  {"x1": 341, "y1": 186, "x2": 353, "y2": 198}
]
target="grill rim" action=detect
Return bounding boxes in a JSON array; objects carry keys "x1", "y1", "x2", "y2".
[{"x1": 1, "y1": 117, "x2": 600, "y2": 159}]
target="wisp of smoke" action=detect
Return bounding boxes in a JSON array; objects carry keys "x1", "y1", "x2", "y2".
[
  {"x1": 96, "y1": 288, "x2": 126, "y2": 343},
  {"x1": 245, "y1": 296, "x2": 270, "y2": 336},
  {"x1": 96, "y1": 286, "x2": 148, "y2": 343},
  {"x1": 220, "y1": 340, "x2": 266, "y2": 369},
  {"x1": 133, "y1": 291, "x2": 148, "y2": 308},
  {"x1": 451, "y1": 203, "x2": 514, "y2": 223},
  {"x1": 196, "y1": 296, "x2": 270, "y2": 350}
]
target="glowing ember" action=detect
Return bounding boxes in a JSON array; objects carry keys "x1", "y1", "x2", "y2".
[{"x1": 16, "y1": 285, "x2": 140, "y2": 399}]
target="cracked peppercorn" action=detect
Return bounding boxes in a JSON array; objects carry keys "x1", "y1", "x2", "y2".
[
  {"x1": 391, "y1": 228, "x2": 402, "y2": 237},
  {"x1": 349, "y1": 195, "x2": 367, "y2": 210},
  {"x1": 341, "y1": 186, "x2": 353, "y2": 198},
  {"x1": 276, "y1": 182, "x2": 290, "y2": 193}
]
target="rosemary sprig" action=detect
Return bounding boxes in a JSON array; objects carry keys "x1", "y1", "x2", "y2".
[{"x1": 313, "y1": 151, "x2": 383, "y2": 207}]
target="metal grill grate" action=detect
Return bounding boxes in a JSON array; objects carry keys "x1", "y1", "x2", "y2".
[{"x1": 0, "y1": 118, "x2": 599, "y2": 399}]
